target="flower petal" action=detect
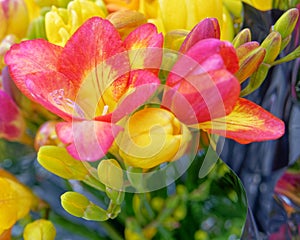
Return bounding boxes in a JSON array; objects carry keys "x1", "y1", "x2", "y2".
[
  {"x1": 5, "y1": 39, "x2": 62, "y2": 99},
  {"x1": 179, "y1": 18, "x2": 220, "y2": 54},
  {"x1": 58, "y1": 17, "x2": 128, "y2": 91},
  {"x1": 163, "y1": 68, "x2": 240, "y2": 124},
  {"x1": 124, "y1": 23, "x2": 163, "y2": 74},
  {"x1": 56, "y1": 121, "x2": 122, "y2": 161},
  {"x1": 199, "y1": 98, "x2": 285, "y2": 143},
  {"x1": 108, "y1": 70, "x2": 160, "y2": 123},
  {"x1": 168, "y1": 39, "x2": 239, "y2": 87},
  {"x1": 25, "y1": 71, "x2": 77, "y2": 121},
  {"x1": 0, "y1": 90, "x2": 25, "y2": 141}
]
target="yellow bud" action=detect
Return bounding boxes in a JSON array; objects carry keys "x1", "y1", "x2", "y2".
[
  {"x1": 61, "y1": 191, "x2": 108, "y2": 221},
  {"x1": 117, "y1": 108, "x2": 191, "y2": 169},
  {"x1": 235, "y1": 45, "x2": 266, "y2": 83},
  {"x1": 261, "y1": 31, "x2": 282, "y2": 63},
  {"x1": 232, "y1": 28, "x2": 251, "y2": 48},
  {"x1": 97, "y1": 159, "x2": 123, "y2": 190},
  {"x1": 164, "y1": 30, "x2": 188, "y2": 51},
  {"x1": 23, "y1": 219, "x2": 56, "y2": 240},
  {"x1": 37, "y1": 146, "x2": 89, "y2": 180},
  {"x1": 273, "y1": 8, "x2": 299, "y2": 39},
  {"x1": 107, "y1": 10, "x2": 147, "y2": 38}
]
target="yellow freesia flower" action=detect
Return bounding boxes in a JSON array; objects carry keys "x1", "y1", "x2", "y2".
[
  {"x1": 116, "y1": 108, "x2": 191, "y2": 169},
  {"x1": 0, "y1": 169, "x2": 36, "y2": 235},
  {"x1": 45, "y1": 0, "x2": 107, "y2": 46}
]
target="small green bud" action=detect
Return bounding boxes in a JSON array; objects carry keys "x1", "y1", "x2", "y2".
[
  {"x1": 61, "y1": 191, "x2": 108, "y2": 221},
  {"x1": 236, "y1": 41, "x2": 260, "y2": 60},
  {"x1": 173, "y1": 203, "x2": 187, "y2": 221},
  {"x1": 261, "y1": 31, "x2": 282, "y2": 63},
  {"x1": 232, "y1": 28, "x2": 252, "y2": 48},
  {"x1": 97, "y1": 159, "x2": 123, "y2": 190},
  {"x1": 273, "y1": 8, "x2": 299, "y2": 39}
]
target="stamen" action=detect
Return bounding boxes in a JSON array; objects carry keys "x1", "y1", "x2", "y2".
[
  {"x1": 102, "y1": 105, "x2": 109, "y2": 116},
  {"x1": 48, "y1": 89, "x2": 86, "y2": 118}
]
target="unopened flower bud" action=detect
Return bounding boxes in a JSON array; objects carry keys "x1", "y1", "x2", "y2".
[
  {"x1": 235, "y1": 45, "x2": 266, "y2": 83},
  {"x1": 107, "y1": 10, "x2": 147, "y2": 38},
  {"x1": 240, "y1": 63, "x2": 270, "y2": 96},
  {"x1": 34, "y1": 121, "x2": 62, "y2": 151},
  {"x1": 273, "y1": 8, "x2": 299, "y2": 39},
  {"x1": 261, "y1": 31, "x2": 282, "y2": 63},
  {"x1": 179, "y1": 18, "x2": 220, "y2": 53},
  {"x1": 235, "y1": 41, "x2": 260, "y2": 60},
  {"x1": 37, "y1": 146, "x2": 89, "y2": 180},
  {"x1": 61, "y1": 192, "x2": 108, "y2": 221},
  {"x1": 23, "y1": 220, "x2": 56, "y2": 240},
  {"x1": 97, "y1": 159, "x2": 123, "y2": 190},
  {"x1": 117, "y1": 108, "x2": 191, "y2": 169},
  {"x1": 232, "y1": 28, "x2": 251, "y2": 48}
]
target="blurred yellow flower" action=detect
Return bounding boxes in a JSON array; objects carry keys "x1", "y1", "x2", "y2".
[
  {"x1": 117, "y1": 108, "x2": 191, "y2": 169},
  {"x1": 0, "y1": 169, "x2": 36, "y2": 235},
  {"x1": 242, "y1": 0, "x2": 272, "y2": 11},
  {"x1": 0, "y1": 0, "x2": 29, "y2": 41},
  {"x1": 45, "y1": 0, "x2": 107, "y2": 46}
]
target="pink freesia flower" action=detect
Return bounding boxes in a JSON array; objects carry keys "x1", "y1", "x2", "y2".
[
  {"x1": 5, "y1": 17, "x2": 163, "y2": 161},
  {"x1": 163, "y1": 18, "x2": 285, "y2": 144}
]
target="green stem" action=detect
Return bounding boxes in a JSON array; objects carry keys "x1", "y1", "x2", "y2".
[
  {"x1": 99, "y1": 221, "x2": 124, "y2": 240},
  {"x1": 271, "y1": 45, "x2": 300, "y2": 66}
]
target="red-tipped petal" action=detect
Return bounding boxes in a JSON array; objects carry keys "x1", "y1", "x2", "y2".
[
  {"x1": 168, "y1": 39, "x2": 239, "y2": 87},
  {"x1": 56, "y1": 120, "x2": 122, "y2": 161},
  {"x1": 180, "y1": 18, "x2": 220, "y2": 54},
  {"x1": 58, "y1": 17, "x2": 129, "y2": 91},
  {"x1": 199, "y1": 98, "x2": 285, "y2": 143},
  {"x1": 163, "y1": 69, "x2": 240, "y2": 124},
  {"x1": 0, "y1": 90, "x2": 25, "y2": 140},
  {"x1": 5, "y1": 39, "x2": 62, "y2": 99},
  {"x1": 25, "y1": 71, "x2": 77, "y2": 121},
  {"x1": 124, "y1": 23, "x2": 163, "y2": 74}
]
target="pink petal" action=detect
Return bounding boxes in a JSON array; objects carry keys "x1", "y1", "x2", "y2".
[
  {"x1": 25, "y1": 71, "x2": 77, "y2": 121},
  {"x1": 56, "y1": 120, "x2": 122, "y2": 161},
  {"x1": 124, "y1": 23, "x2": 163, "y2": 74},
  {"x1": 0, "y1": 90, "x2": 25, "y2": 140},
  {"x1": 167, "y1": 39, "x2": 239, "y2": 88},
  {"x1": 163, "y1": 69, "x2": 240, "y2": 124},
  {"x1": 180, "y1": 18, "x2": 220, "y2": 54},
  {"x1": 5, "y1": 39, "x2": 63, "y2": 99}
]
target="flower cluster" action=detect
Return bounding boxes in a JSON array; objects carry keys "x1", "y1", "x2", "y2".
[{"x1": 0, "y1": 0, "x2": 299, "y2": 239}]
